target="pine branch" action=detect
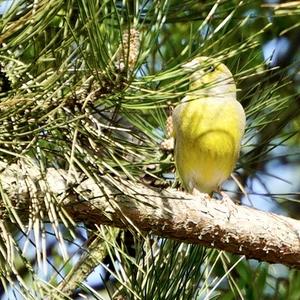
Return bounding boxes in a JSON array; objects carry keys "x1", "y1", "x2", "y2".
[{"x1": 1, "y1": 160, "x2": 300, "y2": 269}]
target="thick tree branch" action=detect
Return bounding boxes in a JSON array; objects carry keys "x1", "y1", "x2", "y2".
[{"x1": 1, "y1": 161, "x2": 300, "y2": 268}]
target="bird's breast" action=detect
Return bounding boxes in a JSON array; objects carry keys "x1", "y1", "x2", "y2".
[
  {"x1": 172, "y1": 97, "x2": 245, "y2": 193},
  {"x1": 173, "y1": 98, "x2": 245, "y2": 141}
]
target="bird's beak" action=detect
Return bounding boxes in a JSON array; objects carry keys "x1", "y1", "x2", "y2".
[{"x1": 182, "y1": 60, "x2": 199, "y2": 70}]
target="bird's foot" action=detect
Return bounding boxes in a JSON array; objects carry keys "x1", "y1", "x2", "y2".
[
  {"x1": 191, "y1": 188, "x2": 211, "y2": 213},
  {"x1": 191, "y1": 188, "x2": 211, "y2": 199},
  {"x1": 221, "y1": 192, "x2": 237, "y2": 220},
  {"x1": 218, "y1": 192, "x2": 238, "y2": 220}
]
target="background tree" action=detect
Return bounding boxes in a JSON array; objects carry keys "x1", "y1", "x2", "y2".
[{"x1": 0, "y1": 0, "x2": 300, "y2": 299}]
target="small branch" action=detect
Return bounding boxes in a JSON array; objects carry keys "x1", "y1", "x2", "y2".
[
  {"x1": 1, "y1": 161, "x2": 300, "y2": 268},
  {"x1": 58, "y1": 228, "x2": 119, "y2": 297}
]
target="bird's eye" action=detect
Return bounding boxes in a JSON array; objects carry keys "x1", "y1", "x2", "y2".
[{"x1": 208, "y1": 65, "x2": 215, "y2": 72}]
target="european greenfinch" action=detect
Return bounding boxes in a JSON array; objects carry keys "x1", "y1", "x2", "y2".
[{"x1": 172, "y1": 57, "x2": 246, "y2": 195}]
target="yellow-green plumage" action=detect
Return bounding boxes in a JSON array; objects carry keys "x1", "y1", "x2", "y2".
[{"x1": 172, "y1": 57, "x2": 246, "y2": 194}]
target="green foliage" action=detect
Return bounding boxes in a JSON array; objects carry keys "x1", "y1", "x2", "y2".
[{"x1": 0, "y1": 0, "x2": 300, "y2": 299}]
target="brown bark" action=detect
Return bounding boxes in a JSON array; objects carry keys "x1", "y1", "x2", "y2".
[{"x1": 2, "y1": 161, "x2": 300, "y2": 268}]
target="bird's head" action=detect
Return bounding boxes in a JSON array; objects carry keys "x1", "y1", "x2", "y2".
[{"x1": 182, "y1": 56, "x2": 236, "y2": 98}]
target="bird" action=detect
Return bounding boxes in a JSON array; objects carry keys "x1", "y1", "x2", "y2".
[{"x1": 171, "y1": 56, "x2": 246, "y2": 196}]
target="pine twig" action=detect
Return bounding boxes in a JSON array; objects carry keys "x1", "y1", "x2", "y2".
[{"x1": 57, "y1": 228, "x2": 119, "y2": 297}]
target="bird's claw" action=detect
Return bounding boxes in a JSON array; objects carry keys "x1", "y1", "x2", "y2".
[{"x1": 220, "y1": 192, "x2": 237, "y2": 220}]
